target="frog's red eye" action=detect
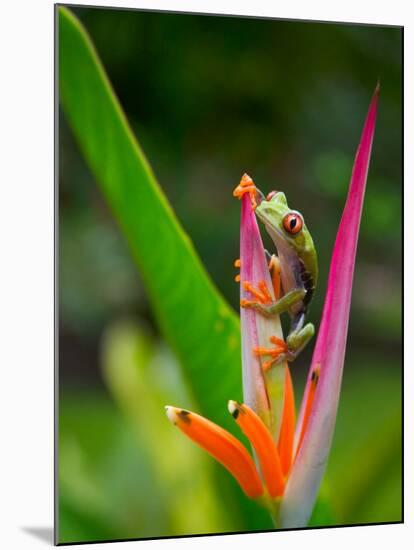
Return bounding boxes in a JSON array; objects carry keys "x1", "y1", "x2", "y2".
[
  {"x1": 283, "y1": 212, "x2": 303, "y2": 235},
  {"x1": 266, "y1": 190, "x2": 277, "y2": 201}
]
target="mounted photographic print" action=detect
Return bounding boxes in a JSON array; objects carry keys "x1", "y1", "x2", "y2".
[{"x1": 56, "y1": 4, "x2": 403, "y2": 545}]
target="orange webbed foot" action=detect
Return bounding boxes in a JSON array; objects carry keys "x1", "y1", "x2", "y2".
[
  {"x1": 254, "y1": 335, "x2": 288, "y2": 371},
  {"x1": 233, "y1": 173, "x2": 259, "y2": 210},
  {"x1": 241, "y1": 280, "x2": 273, "y2": 305}
]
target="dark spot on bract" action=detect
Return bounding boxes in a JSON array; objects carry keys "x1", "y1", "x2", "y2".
[
  {"x1": 232, "y1": 407, "x2": 240, "y2": 419},
  {"x1": 178, "y1": 409, "x2": 191, "y2": 423},
  {"x1": 311, "y1": 369, "x2": 320, "y2": 385}
]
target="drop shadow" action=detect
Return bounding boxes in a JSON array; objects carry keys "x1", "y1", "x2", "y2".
[{"x1": 22, "y1": 527, "x2": 54, "y2": 545}]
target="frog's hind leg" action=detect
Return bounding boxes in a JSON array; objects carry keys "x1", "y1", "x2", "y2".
[
  {"x1": 257, "y1": 322, "x2": 315, "y2": 369},
  {"x1": 254, "y1": 321, "x2": 315, "y2": 369},
  {"x1": 285, "y1": 322, "x2": 315, "y2": 361},
  {"x1": 267, "y1": 252, "x2": 282, "y2": 300},
  {"x1": 254, "y1": 336, "x2": 288, "y2": 371}
]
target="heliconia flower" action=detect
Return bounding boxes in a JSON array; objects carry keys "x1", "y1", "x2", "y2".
[
  {"x1": 164, "y1": 402, "x2": 285, "y2": 502},
  {"x1": 165, "y1": 85, "x2": 378, "y2": 528},
  {"x1": 279, "y1": 83, "x2": 379, "y2": 527},
  {"x1": 164, "y1": 196, "x2": 292, "y2": 509},
  {"x1": 165, "y1": 405, "x2": 265, "y2": 500}
]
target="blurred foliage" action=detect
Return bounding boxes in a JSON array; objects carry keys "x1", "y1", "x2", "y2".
[
  {"x1": 58, "y1": 5, "x2": 402, "y2": 544},
  {"x1": 59, "y1": 6, "x2": 241, "y2": 433}
]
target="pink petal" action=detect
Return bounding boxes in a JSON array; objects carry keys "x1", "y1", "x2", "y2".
[
  {"x1": 240, "y1": 193, "x2": 286, "y2": 438},
  {"x1": 280, "y1": 85, "x2": 379, "y2": 527}
]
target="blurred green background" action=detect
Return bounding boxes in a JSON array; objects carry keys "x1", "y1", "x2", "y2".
[{"x1": 58, "y1": 6, "x2": 402, "y2": 544}]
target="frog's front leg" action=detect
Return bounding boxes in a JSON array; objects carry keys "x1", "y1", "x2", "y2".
[{"x1": 241, "y1": 286, "x2": 306, "y2": 318}]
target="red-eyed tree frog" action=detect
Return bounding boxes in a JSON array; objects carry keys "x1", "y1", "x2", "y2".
[{"x1": 234, "y1": 174, "x2": 318, "y2": 365}]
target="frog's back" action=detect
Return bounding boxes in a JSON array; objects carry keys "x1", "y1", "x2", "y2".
[{"x1": 301, "y1": 231, "x2": 318, "y2": 310}]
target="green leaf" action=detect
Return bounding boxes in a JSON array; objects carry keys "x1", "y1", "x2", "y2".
[{"x1": 59, "y1": 6, "x2": 242, "y2": 431}]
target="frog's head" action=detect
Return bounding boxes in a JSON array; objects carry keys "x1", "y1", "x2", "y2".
[{"x1": 255, "y1": 190, "x2": 312, "y2": 258}]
